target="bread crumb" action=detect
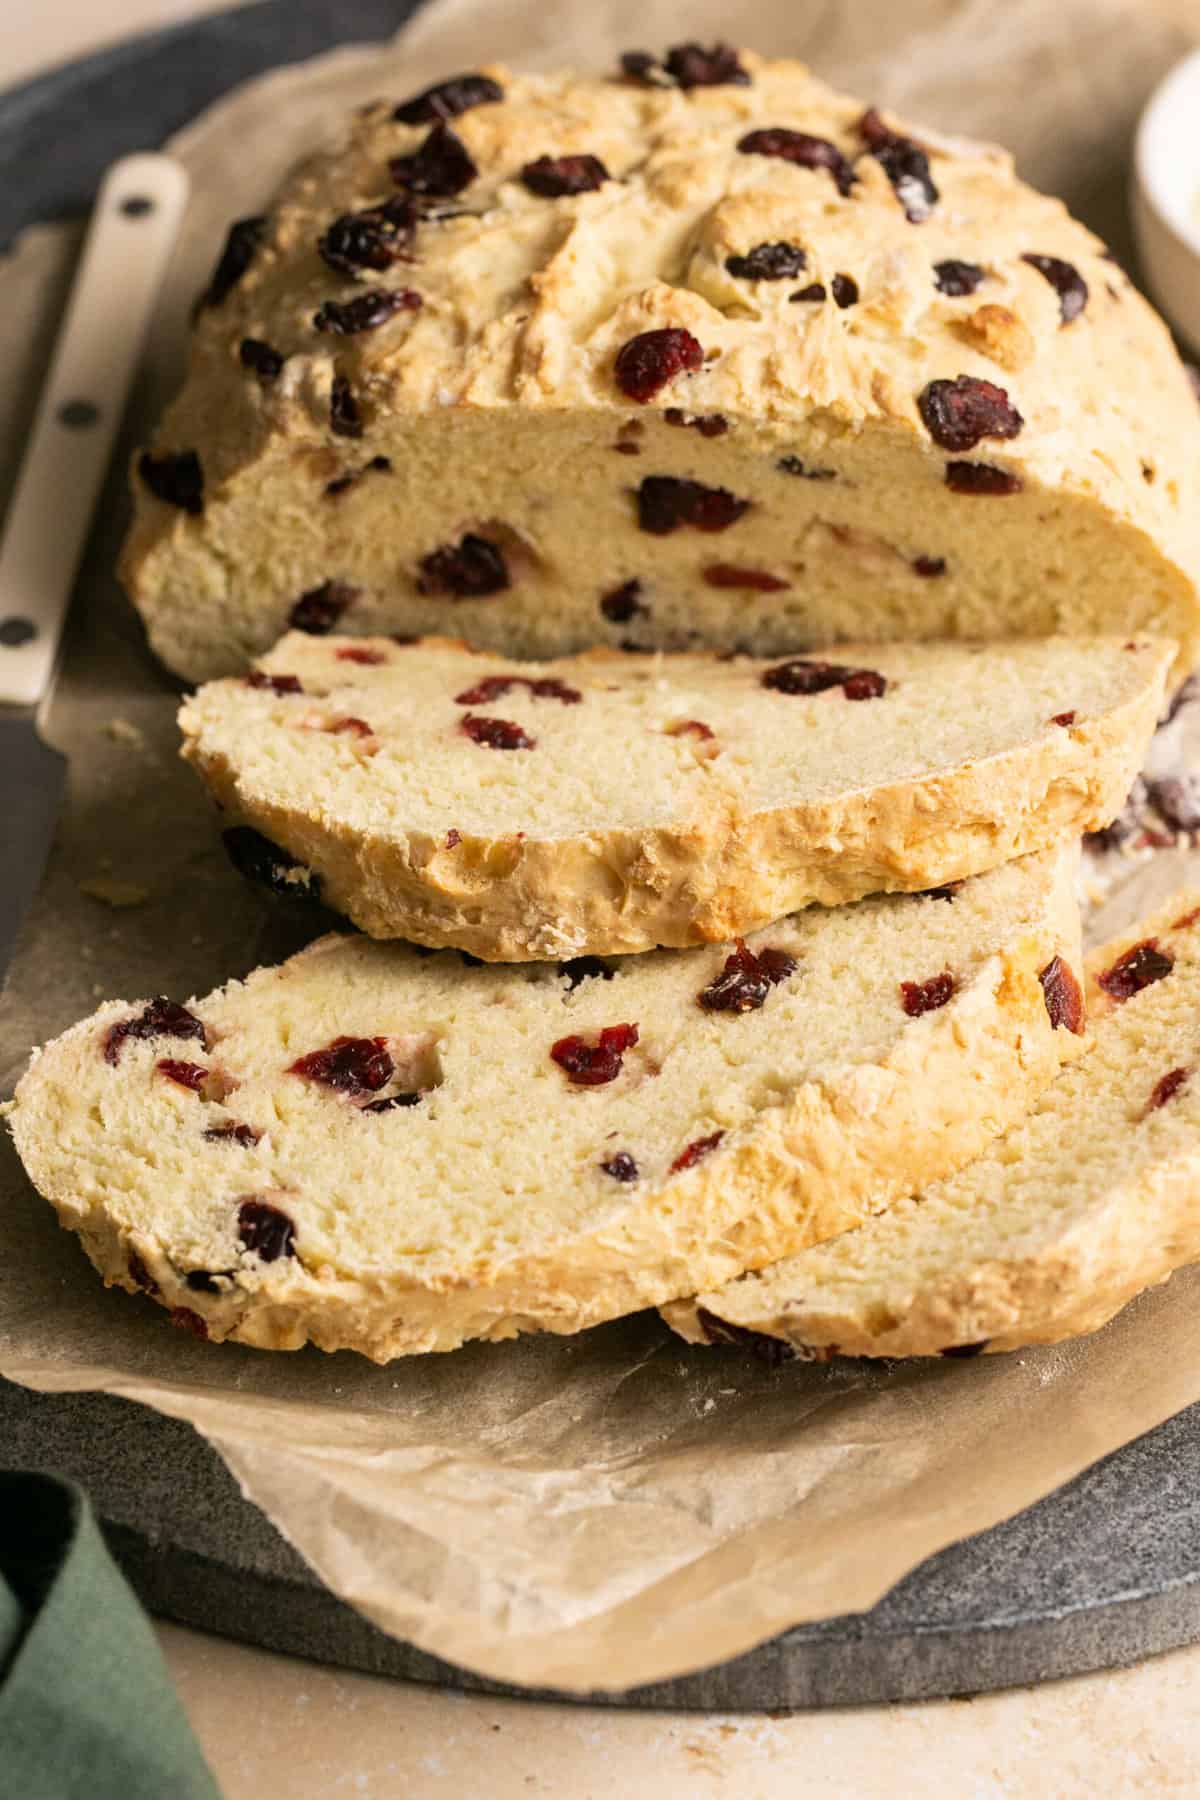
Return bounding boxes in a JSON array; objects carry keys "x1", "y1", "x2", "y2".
[{"x1": 79, "y1": 876, "x2": 150, "y2": 909}]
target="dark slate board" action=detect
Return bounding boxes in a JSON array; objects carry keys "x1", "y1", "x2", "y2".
[{"x1": 2, "y1": 0, "x2": 1200, "y2": 1711}]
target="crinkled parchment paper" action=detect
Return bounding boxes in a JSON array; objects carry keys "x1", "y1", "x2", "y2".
[{"x1": 3, "y1": 0, "x2": 1200, "y2": 1695}]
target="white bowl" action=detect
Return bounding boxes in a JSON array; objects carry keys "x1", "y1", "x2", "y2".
[{"x1": 1133, "y1": 49, "x2": 1200, "y2": 355}]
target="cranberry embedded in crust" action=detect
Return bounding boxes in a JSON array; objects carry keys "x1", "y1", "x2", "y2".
[
  {"x1": 1147, "y1": 1068, "x2": 1190, "y2": 1114},
  {"x1": 841, "y1": 669, "x2": 886, "y2": 701},
  {"x1": 1051, "y1": 710, "x2": 1076, "y2": 728},
  {"x1": 702, "y1": 563, "x2": 788, "y2": 592},
  {"x1": 289, "y1": 581, "x2": 359, "y2": 634},
  {"x1": 237, "y1": 1198, "x2": 297, "y2": 1262},
  {"x1": 636, "y1": 477, "x2": 749, "y2": 534},
  {"x1": 460, "y1": 712, "x2": 534, "y2": 750},
  {"x1": 521, "y1": 155, "x2": 610, "y2": 196},
  {"x1": 289, "y1": 1035, "x2": 394, "y2": 1095},
  {"x1": 393, "y1": 73, "x2": 503, "y2": 124},
  {"x1": 318, "y1": 196, "x2": 417, "y2": 276},
  {"x1": 200, "y1": 215, "x2": 266, "y2": 309},
  {"x1": 454, "y1": 673, "x2": 582, "y2": 705},
  {"x1": 551, "y1": 1023, "x2": 638, "y2": 1086},
  {"x1": 418, "y1": 534, "x2": 510, "y2": 598},
  {"x1": 945, "y1": 461, "x2": 1023, "y2": 496},
  {"x1": 913, "y1": 555, "x2": 946, "y2": 577},
  {"x1": 105, "y1": 998, "x2": 208, "y2": 1066},
  {"x1": 390, "y1": 123, "x2": 477, "y2": 197},
  {"x1": 156, "y1": 1059, "x2": 208, "y2": 1093},
  {"x1": 600, "y1": 579, "x2": 646, "y2": 623},
  {"x1": 171, "y1": 1307, "x2": 210, "y2": 1340},
  {"x1": 204, "y1": 1121, "x2": 262, "y2": 1147},
  {"x1": 762, "y1": 659, "x2": 886, "y2": 700},
  {"x1": 314, "y1": 290, "x2": 421, "y2": 334},
  {"x1": 725, "y1": 242, "x2": 808, "y2": 281},
  {"x1": 900, "y1": 971, "x2": 957, "y2": 1016},
  {"x1": 622, "y1": 43, "x2": 749, "y2": 89},
  {"x1": 336, "y1": 645, "x2": 387, "y2": 665},
  {"x1": 601, "y1": 1151, "x2": 639, "y2": 1182},
  {"x1": 1097, "y1": 939, "x2": 1174, "y2": 1003},
  {"x1": 789, "y1": 283, "x2": 826, "y2": 303},
  {"x1": 330, "y1": 376, "x2": 363, "y2": 439},
  {"x1": 138, "y1": 450, "x2": 204, "y2": 514},
  {"x1": 831, "y1": 273, "x2": 858, "y2": 308},
  {"x1": 614, "y1": 329, "x2": 704, "y2": 404},
  {"x1": 1038, "y1": 956, "x2": 1085, "y2": 1034},
  {"x1": 670, "y1": 1131, "x2": 725, "y2": 1174},
  {"x1": 239, "y1": 338, "x2": 284, "y2": 380},
  {"x1": 857, "y1": 107, "x2": 938, "y2": 222},
  {"x1": 222, "y1": 827, "x2": 322, "y2": 902},
  {"x1": 698, "y1": 940, "x2": 797, "y2": 1013},
  {"x1": 933, "y1": 259, "x2": 986, "y2": 296},
  {"x1": 918, "y1": 377, "x2": 1023, "y2": 452},
  {"x1": 246, "y1": 670, "x2": 303, "y2": 695},
  {"x1": 1022, "y1": 253, "x2": 1088, "y2": 324},
  {"x1": 737, "y1": 129, "x2": 855, "y2": 197}
]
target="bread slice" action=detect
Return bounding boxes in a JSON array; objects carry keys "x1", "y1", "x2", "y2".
[
  {"x1": 119, "y1": 54, "x2": 1200, "y2": 685},
  {"x1": 7, "y1": 847, "x2": 1083, "y2": 1361},
  {"x1": 179, "y1": 632, "x2": 1169, "y2": 960},
  {"x1": 665, "y1": 894, "x2": 1200, "y2": 1359}
]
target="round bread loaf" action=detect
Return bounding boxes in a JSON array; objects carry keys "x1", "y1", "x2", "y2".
[{"x1": 121, "y1": 49, "x2": 1200, "y2": 681}]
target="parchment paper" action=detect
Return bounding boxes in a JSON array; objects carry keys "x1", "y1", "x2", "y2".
[{"x1": 3, "y1": 0, "x2": 1200, "y2": 1695}]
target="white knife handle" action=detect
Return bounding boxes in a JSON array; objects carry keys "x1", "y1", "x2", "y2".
[{"x1": 0, "y1": 153, "x2": 190, "y2": 708}]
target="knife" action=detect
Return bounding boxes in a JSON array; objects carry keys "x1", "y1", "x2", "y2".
[{"x1": 0, "y1": 153, "x2": 189, "y2": 988}]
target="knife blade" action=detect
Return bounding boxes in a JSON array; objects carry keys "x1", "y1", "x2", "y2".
[{"x1": 0, "y1": 152, "x2": 189, "y2": 988}]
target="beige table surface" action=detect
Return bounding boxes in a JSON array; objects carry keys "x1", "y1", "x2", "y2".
[{"x1": 7, "y1": 3, "x2": 1200, "y2": 1794}]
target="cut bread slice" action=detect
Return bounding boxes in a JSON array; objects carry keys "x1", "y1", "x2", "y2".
[
  {"x1": 7, "y1": 847, "x2": 1083, "y2": 1361},
  {"x1": 665, "y1": 893, "x2": 1200, "y2": 1359},
  {"x1": 179, "y1": 632, "x2": 1169, "y2": 960}
]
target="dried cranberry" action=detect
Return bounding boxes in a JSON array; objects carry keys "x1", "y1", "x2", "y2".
[
  {"x1": 330, "y1": 376, "x2": 363, "y2": 438},
  {"x1": 336, "y1": 645, "x2": 387, "y2": 665},
  {"x1": 239, "y1": 337, "x2": 284, "y2": 380},
  {"x1": 702, "y1": 563, "x2": 788, "y2": 592},
  {"x1": 1038, "y1": 956, "x2": 1084, "y2": 1034},
  {"x1": 237, "y1": 1198, "x2": 297, "y2": 1261},
  {"x1": 460, "y1": 713, "x2": 534, "y2": 749},
  {"x1": 1022, "y1": 253, "x2": 1088, "y2": 324},
  {"x1": 128, "y1": 1252, "x2": 157, "y2": 1294},
  {"x1": 900, "y1": 971, "x2": 957, "y2": 1016},
  {"x1": 454, "y1": 673, "x2": 582, "y2": 705},
  {"x1": 737, "y1": 129, "x2": 855, "y2": 197},
  {"x1": 393, "y1": 72, "x2": 503, "y2": 123},
  {"x1": 636, "y1": 477, "x2": 749, "y2": 534},
  {"x1": 318, "y1": 196, "x2": 416, "y2": 276},
  {"x1": 698, "y1": 940, "x2": 797, "y2": 1013},
  {"x1": 913, "y1": 555, "x2": 946, "y2": 577},
  {"x1": 670, "y1": 1131, "x2": 725, "y2": 1174},
  {"x1": 200, "y1": 215, "x2": 265, "y2": 309},
  {"x1": 1148, "y1": 1068, "x2": 1190, "y2": 1113},
  {"x1": 790, "y1": 283, "x2": 827, "y2": 302},
  {"x1": 831, "y1": 274, "x2": 859, "y2": 308},
  {"x1": 246, "y1": 670, "x2": 303, "y2": 695},
  {"x1": 725, "y1": 242, "x2": 808, "y2": 281},
  {"x1": 172, "y1": 1307, "x2": 209, "y2": 1340},
  {"x1": 418, "y1": 534, "x2": 509, "y2": 597},
  {"x1": 289, "y1": 1035, "x2": 394, "y2": 1094},
  {"x1": 559, "y1": 956, "x2": 614, "y2": 987},
  {"x1": 1147, "y1": 777, "x2": 1200, "y2": 834},
  {"x1": 156, "y1": 1059, "x2": 208, "y2": 1093},
  {"x1": 666, "y1": 719, "x2": 715, "y2": 740},
  {"x1": 186, "y1": 1270, "x2": 222, "y2": 1294},
  {"x1": 934, "y1": 259, "x2": 986, "y2": 296},
  {"x1": 919, "y1": 377, "x2": 1023, "y2": 452},
  {"x1": 289, "y1": 580, "x2": 359, "y2": 634},
  {"x1": 945, "y1": 461, "x2": 1022, "y2": 496},
  {"x1": 204, "y1": 1121, "x2": 262, "y2": 1147},
  {"x1": 663, "y1": 41, "x2": 749, "y2": 87},
  {"x1": 138, "y1": 449, "x2": 204, "y2": 514},
  {"x1": 1097, "y1": 940, "x2": 1174, "y2": 1003},
  {"x1": 326, "y1": 715, "x2": 374, "y2": 736},
  {"x1": 314, "y1": 289, "x2": 421, "y2": 334},
  {"x1": 1051, "y1": 710, "x2": 1076, "y2": 728},
  {"x1": 222, "y1": 827, "x2": 322, "y2": 902},
  {"x1": 521, "y1": 155, "x2": 610, "y2": 196},
  {"x1": 695, "y1": 1308, "x2": 796, "y2": 1365},
  {"x1": 445, "y1": 829, "x2": 461, "y2": 848},
  {"x1": 662, "y1": 409, "x2": 728, "y2": 437},
  {"x1": 390, "y1": 123, "x2": 477, "y2": 197},
  {"x1": 550, "y1": 1023, "x2": 639, "y2": 1086},
  {"x1": 600, "y1": 579, "x2": 645, "y2": 623},
  {"x1": 858, "y1": 107, "x2": 938, "y2": 222},
  {"x1": 601, "y1": 1151, "x2": 639, "y2": 1182},
  {"x1": 762, "y1": 659, "x2": 886, "y2": 700},
  {"x1": 614, "y1": 328, "x2": 704, "y2": 404},
  {"x1": 361, "y1": 1092, "x2": 423, "y2": 1113},
  {"x1": 105, "y1": 998, "x2": 207, "y2": 1066},
  {"x1": 777, "y1": 455, "x2": 836, "y2": 481}
]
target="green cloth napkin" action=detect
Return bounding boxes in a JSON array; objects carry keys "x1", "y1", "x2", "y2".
[{"x1": 0, "y1": 1472, "x2": 220, "y2": 1799}]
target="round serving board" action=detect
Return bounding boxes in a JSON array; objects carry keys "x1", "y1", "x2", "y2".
[{"x1": 2, "y1": 0, "x2": 1199, "y2": 1711}]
